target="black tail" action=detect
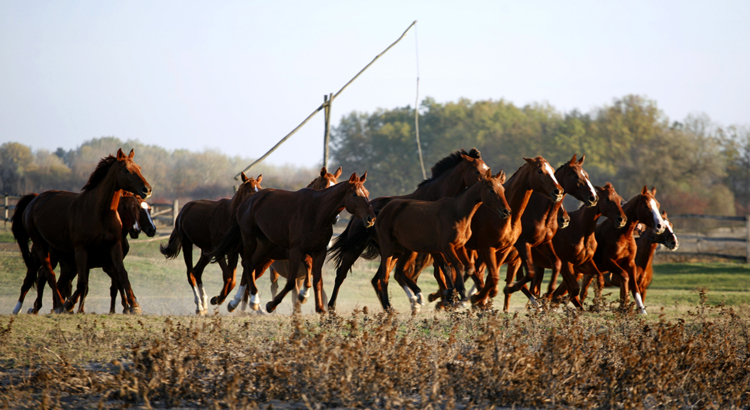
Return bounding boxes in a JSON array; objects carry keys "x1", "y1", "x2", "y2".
[
  {"x1": 11, "y1": 193, "x2": 38, "y2": 269},
  {"x1": 159, "y1": 216, "x2": 183, "y2": 259},
  {"x1": 328, "y1": 217, "x2": 380, "y2": 272},
  {"x1": 209, "y1": 221, "x2": 242, "y2": 263}
]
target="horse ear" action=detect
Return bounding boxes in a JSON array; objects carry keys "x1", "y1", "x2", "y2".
[
  {"x1": 128, "y1": 149, "x2": 135, "y2": 159},
  {"x1": 256, "y1": 174, "x2": 263, "y2": 184},
  {"x1": 349, "y1": 173, "x2": 358, "y2": 183},
  {"x1": 661, "y1": 210, "x2": 668, "y2": 218},
  {"x1": 320, "y1": 167, "x2": 327, "y2": 177},
  {"x1": 484, "y1": 169, "x2": 492, "y2": 179},
  {"x1": 117, "y1": 148, "x2": 126, "y2": 160},
  {"x1": 360, "y1": 171, "x2": 367, "y2": 183},
  {"x1": 461, "y1": 154, "x2": 473, "y2": 162},
  {"x1": 496, "y1": 169, "x2": 506, "y2": 184},
  {"x1": 578, "y1": 154, "x2": 585, "y2": 165},
  {"x1": 240, "y1": 172, "x2": 249, "y2": 183},
  {"x1": 641, "y1": 185, "x2": 649, "y2": 195},
  {"x1": 523, "y1": 157, "x2": 534, "y2": 164},
  {"x1": 569, "y1": 154, "x2": 577, "y2": 165},
  {"x1": 651, "y1": 186, "x2": 657, "y2": 196},
  {"x1": 334, "y1": 166, "x2": 342, "y2": 178}
]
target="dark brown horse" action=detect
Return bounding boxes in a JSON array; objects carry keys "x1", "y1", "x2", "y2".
[
  {"x1": 327, "y1": 149, "x2": 490, "y2": 310},
  {"x1": 512, "y1": 183, "x2": 627, "y2": 311},
  {"x1": 18, "y1": 192, "x2": 157, "y2": 314},
  {"x1": 159, "y1": 172, "x2": 262, "y2": 315},
  {"x1": 211, "y1": 172, "x2": 375, "y2": 313},
  {"x1": 371, "y1": 170, "x2": 510, "y2": 310},
  {"x1": 578, "y1": 186, "x2": 667, "y2": 314},
  {"x1": 464, "y1": 157, "x2": 564, "y2": 308},
  {"x1": 15, "y1": 149, "x2": 151, "y2": 313},
  {"x1": 501, "y1": 155, "x2": 599, "y2": 307},
  {"x1": 268, "y1": 167, "x2": 342, "y2": 312}
]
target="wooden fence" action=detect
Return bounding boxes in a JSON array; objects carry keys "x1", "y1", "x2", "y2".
[{"x1": 668, "y1": 214, "x2": 750, "y2": 263}]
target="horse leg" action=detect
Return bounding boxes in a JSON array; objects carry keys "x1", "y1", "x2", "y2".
[
  {"x1": 226, "y1": 238, "x2": 257, "y2": 312},
  {"x1": 442, "y1": 246, "x2": 470, "y2": 306},
  {"x1": 206, "y1": 254, "x2": 228, "y2": 312},
  {"x1": 181, "y1": 238, "x2": 202, "y2": 312},
  {"x1": 298, "y1": 256, "x2": 313, "y2": 304},
  {"x1": 393, "y1": 251, "x2": 420, "y2": 310},
  {"x1": 410, "y1": 253, "x2": 433, "y2": 305},
  {"x1": 427, "y1": 259, "x2": 447, "y2": 304},
  {"x1": 269, "y1": 264, "x2": 280, "y2": 300},
  {"x1": 266, "y1": 250, "x2": 304, "y2": 313},
  {"x1": 328, "y1": 246, "x2": 362, "y2": 311},
  {"x1": 472, "y1": 247, "x2": 512, "y2": 309},
  {"x1": 13, "y1": 255, "x2": 42, "y2": 315},
  {"x1": 503, "y1": 256, "x2": 521, "y2": 312},
  {"x1": 292, "y1": 277, "x2": 302, "y2": 314},
  {"x1": 310, "y1": 250, "x2": 327, "y2": 313},
  {"x1": 371, "y1": 251, "x2": 395, "y2": 311},
  {"x1": 626, "y1": 260, "x2": 647, "y2": 314},
  {"x1": 598, "y1": 259, "x2": 633, "y2": 311},
  {"x1": 106, "y1": 244, "x2": 140, "y2": 314}
]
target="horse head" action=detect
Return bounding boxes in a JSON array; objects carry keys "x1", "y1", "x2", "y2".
[
  {"x1": 557, "y1": 154, "x2": 597, "y2": 207},
  {"x1": 344, "y1": 172, "x2": 376, "y2": 228},
  {"x1": 118, "y1": 192, "x2": 143, "y2": 239},
  {"x1": 654, "y1": 211, "x2": 679, "y2": 250},
  {"x1": 479, "y1": 169, "x2": 511, "y2": 219},
  {"x1": 458, "y1": 148, "x2": 491, "y2": 188},
  {"x1": 557, "y1": 204, "x2": 570, "y2": 229},
  {"x1": 597, "y1": 183, "x2": 627, "y2": 228},
  {"x1": 523, "y1": 156, "x2": 564, "y2": 203},
  {"x1": 114, "y1": 149, "x2": 152, "y2": 199},
  {"x1": 630, "y1": 186, "x2": 667, "y2": 234},
  {"x1": 232, "y1": 172, "x2": 263, "y2": 215},
  {"x1": 309, "y1": 166, "x2": 342, "y2": 190},
  {"x1": 136, "y1": 196, "x2": 156, "y2": 237}
]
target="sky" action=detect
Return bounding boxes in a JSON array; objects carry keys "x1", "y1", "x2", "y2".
[{"x1": 1, "y1": 1, "x2": 749, "y2": 169}]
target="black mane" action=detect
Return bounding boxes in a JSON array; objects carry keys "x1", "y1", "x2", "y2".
[
  {"x1": 417, "y1": 148, "x2": 481, "y2": 187},
  {"x1": 81, "y1": 155, "x2": 117, "y2": 192}
]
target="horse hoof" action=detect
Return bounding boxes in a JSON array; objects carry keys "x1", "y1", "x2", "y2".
[
  {"x1": 251, "y1": 303, "x2": 260, "y2": 311},
  {"x1": 227, "y1": 300, "x2": 239, "y2": 312},
  {"x1": 196, "y1": 309, "x2": 206, "y2": 316},
  {"x1": 210, "y1": 296, "x2": 220, "y2": 305},
  {"x1": 27, "y1": 308, "x2": 35, "y2": 314},
  {"x1": 639, "y1": 309, "x2": 648, "y2": 315},
  {"x1": 130, "y1": 306, "x2": 143, "y2": 315},
  {"x1": 298, "y1": 295, "x2": 308, "y2": 304},
  {"x1": 502, "y1": 286, "x2": 513, "y2": 295},
  {"x1": 266, "y1": 302, "x2": 277, "y2": 313},
  {"x1": 427, "y1": 293, "x2": 439, "y2": 303}
]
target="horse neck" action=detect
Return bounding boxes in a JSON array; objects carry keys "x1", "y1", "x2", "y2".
[
  {"x1": 82, "y1": 168, "x2": 124, "y2": 217},
  {"x1": 314, "y1": 183, "x2": 349, "y2": 224},
  {"x1": 578, "y1": 204, "x2": 603, "y2": 236},
  {"x1": 405, "y1": 165, "x2": 467, "y2": 200},
  {"x1": 449, "y1": 181, "x2": 485, "y2": 221},
  {"x1": 619, "y1": 199, "x2": 642, "y2": 237},
  {"x1": 229, "y1": 189, "x2": 246, "y2": 217},
  {"x1": 636, "y1": 234, "x2": 659, "y2": 268},
  {"x1": 504, "y1": 168, "x2": 534, "y2": 226}
]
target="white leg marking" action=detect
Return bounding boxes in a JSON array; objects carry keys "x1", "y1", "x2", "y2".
[
  {"x1": 299, "y1": 286, "x2": 309, "y2": 300},
  {"x1": 199, "y1": 284, "x2": 209, "y2": 313},
  {"x1": 191, "y1": 286, "x2": 202, "y2": 313},
  {"x1": 529, "y1": 294, "x2": 539, "y2": 308},
  {"x1": 402, "y1": 285, "x2": 416, "y2": 304},
  {"x1": 249, "y1": 291, "x2": 260, "y2": 310},
  {"x1": 635, "y1": 293, "x2": 647, "y2": 314},
  {"x1": 228, "y1": 285, "x2": 246, "y2": 312},
  {"x1": 467, "y1": 283, "x2": 477, "y2": 296},
  {"x1": 416, "y1": 292, "x2": 425, "y2": 306},
  {"x1": 12, "y1": 301, "x2": 22, "y2": 315}
]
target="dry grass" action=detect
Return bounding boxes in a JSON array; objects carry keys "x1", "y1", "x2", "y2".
[{"x1": 1, "y1": 296, "x2": 748, "y2": 409}]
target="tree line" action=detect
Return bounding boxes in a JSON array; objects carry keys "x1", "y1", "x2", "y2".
[
  {"x1": 0, "y1": 137, "x2": 317, "y2": 202},
  {"x1": 332, "y1": 95, "x2": 750, "y2": 216}
]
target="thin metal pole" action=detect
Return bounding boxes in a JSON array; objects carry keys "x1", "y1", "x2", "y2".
[
  {"x1": 413, "y1": 24, "x2": 426, "y2": 180},
  {"x1": 323, "y1": 93, "x2": 332, "y2": 169},
  {"x1": 235, "y1": 20, "x2": 418, "y2": 179}
]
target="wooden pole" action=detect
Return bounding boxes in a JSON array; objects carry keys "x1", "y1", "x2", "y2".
[
  {"x1": 173, "y1": 199, "x2": 179, "y2": 226},
  {"x1": 3, "y1": 195, "x2": 7, "y2": 226},
  {"x1": 234, "y1": 20, "x2": 418, "y2": 179},
  {"x1": 745, "y1": 216, "x2": 750, "y2": 263},
  {"x1": 323, "y1": 93, "x2": 332, "y2": 169}
]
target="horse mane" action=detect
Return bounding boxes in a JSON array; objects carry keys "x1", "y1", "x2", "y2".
[
  {"x1": 81, "y1": 155, "x2": 118, "y2": 192},
  {"x1": 417, "y1": 148, "x2": 482, "y2": 188}
]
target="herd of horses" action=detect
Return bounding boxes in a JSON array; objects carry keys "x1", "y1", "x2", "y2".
[{"x1": 9, "y1": 147, "x2": 679, "y2": 316}]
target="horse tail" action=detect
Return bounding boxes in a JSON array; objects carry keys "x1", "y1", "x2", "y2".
[
  {"x1": 328, "y1": 218, "x2": 379, "y2": 272},
  {"x1": 159, "y1": 219, "x2": 183, "y2": 259},
  {"x1": 11, "y1": 193, "x2": 37, "y2": 268},
  {"x1": 209, "y1": 221, "x2": 242, "y2": 263}
]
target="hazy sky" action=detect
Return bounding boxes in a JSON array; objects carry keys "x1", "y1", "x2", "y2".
[{"x1": 1, "y1": 1, "x2": 749, "y2": 168}]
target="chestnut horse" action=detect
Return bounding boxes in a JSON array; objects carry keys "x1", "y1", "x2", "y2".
[
  {"x1": 465, "y1": 157, "x2": 564, "y2": 308},
  {"x1": 327, "y1": 149, "x2": 489, "y2": 310},
  {"x1": 578, "y1": 186, "x2": 667, "y2": 314},
  {"x1": 159, "y1": 172, "x2": 262, "y2": 315},
  {"x1": 16, "y1": 149, "x2": 151, "y2": 313},
  {"x1": 501, "y1": 155, "x2": 599, "y2": 307},
  {"x1": 18, "y1": 192, "x2": 156, "y2": 314},
  {"x1": 268, "y1": 167, "x2": 342, "y2": 313},
  {"x1": 514, "y1": 183, "x2": 627, "y2": 311},
  {"x1": 371, "y1": 170, "x2": 510, "y2": 310},
  {"x1": 211, "y1": 172, "x2": 375, "y2": 313}
]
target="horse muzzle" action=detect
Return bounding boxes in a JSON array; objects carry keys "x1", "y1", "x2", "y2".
[
  {"x1": 586, "y1": 195, "x2": 598, "y2": 207},
  {"x1": 616, "y1": 216, "x2": 627, "y2": 228},
  {"x1": 140, "y1": 185, "x2": 152, "y2": 199},
  {"x1": 365, "y1": 215, "x2": 376, "y2": 228},
  {"x1": 497, "y1": 208, "x2": 511, "y2": 219},
  {"x1": 551, "y1": 189, "x2": 564, "y2": 203}
]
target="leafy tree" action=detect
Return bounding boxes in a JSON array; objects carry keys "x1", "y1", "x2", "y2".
[{"x1": 0, "y1": 142, "x2": 34, "y2": 194}]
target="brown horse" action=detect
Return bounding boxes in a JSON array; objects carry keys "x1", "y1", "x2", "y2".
[
  {"x1": 268, "y1": 167, "x2": 342, "y2": 312},
  {"x1": 464, "y1": 157, "x2": 564, "y2": 308},
  {"x1": 327, "y1": 149, "x2": 490, "y2": 310},
  {"x1": 501, "y1": 155, "x2": 599, "y2": 307},
  {"x1": 211, "y1": 172, "x2": 375, "y2": 313},
  {"x1": 371, "y1": 170, "x2": 510, "y2": 310},
  {"x1": 19, "y1": 192, "x2": 157, "y2": 314},
  {"x1": 159, "y1": 172, "x2": 262, "y2": 315},
  {"x1": 512, "y1": 183, "x2": 627, "y2": 311},
  {"x1": 578, "y1": 186, "x2": 667, "y2": 314},
  {"x1": 16, "y1": 149, "x2": 151, "y2": 313}
]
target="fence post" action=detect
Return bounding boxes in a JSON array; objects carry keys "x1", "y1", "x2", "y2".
[
  {"x1": 3, "y1": 195, "x2": 8, "y2": 226},
  {"x1": 173, "y1": 199, "x2": 179, "y2": 226},
  {"x1": 746, "y1": 216, "x2": 750, "y2": 264}
]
